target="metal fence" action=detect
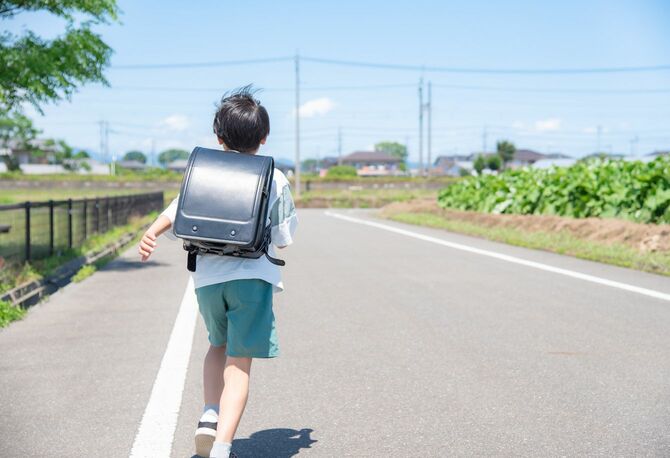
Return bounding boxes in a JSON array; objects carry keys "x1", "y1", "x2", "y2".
[{"x1": 0, "y1": 191, "x2": 164, "y2": 267}]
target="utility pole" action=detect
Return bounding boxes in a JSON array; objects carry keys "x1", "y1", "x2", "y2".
[
  {"x1": 597, "y1": 125, "x2": 602, "y2": 153},
  {"x1": 106, "y1": 122, "x2": 114, "y2": 176},
  {"x1": 151, "y1": 138, "x2": 156, "y2": 167},
  {"x1": 427, "y1": 81, "x2": 432, "y2": 175},
  {"x1": 482, "y1": 125, "x2": 488, "y2": 153},
  {"x1": 418, "y1": 78, "x2": 424, "y2": 177},
  {"x1": 337, "y1": 126, "x2": 342, "y2": 165},
  {"x1": 294, "y1": 53, "x2": 301, "y2": 198}
]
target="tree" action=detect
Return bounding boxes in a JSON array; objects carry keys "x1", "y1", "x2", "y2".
[
  {"x1": 496, "y1": 140, "x2": 516, "y2": 169},
  {"x1": 473, "y1": 155, "x2": 486, "y2": 175},
  {"x1": 124, "y1": 150, "x2": 147, "y2": 164},
  {"x1": 158, "y1": 148, "x2": 189, "y2": 167},
  {"x1": 0, "y1": 0, "x2": 119, "y2": 112},
  {"x1": 0, "y1": 109, "x2": 39, "y2": 171},
  {"x1": 375, "y1": 141, "x2": 408, "y2": 164},
  {"x1": 486, "y1": 154, "x2": 501, "y2": 171}
]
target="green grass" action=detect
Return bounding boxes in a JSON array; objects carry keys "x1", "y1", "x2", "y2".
[
  {"x1": 384, "y1": 212, "x2": 670, "y2": 277},
  {"x1": 0, "y1": 211, "x2": 157, "y2": 295},
  {"x1": 0, "y1": 188, "x2": 169, "y2": 205},
  {"x1": 0, "y1": 299, "x2": 26, "y2": 327},
  {"x1": 71, "y1": 264, "x2": 97, "y2": 283},
  {"x1": 298, "y1": 188, "x2": 438, "y2": 208},
  {"x1": 0, "y1": 170, "x2": 182, "y2": 182}
]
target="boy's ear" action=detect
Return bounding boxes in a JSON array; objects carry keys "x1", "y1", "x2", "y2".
[
  {"x1": 217, "y1": 136, "x2": 224, "y2": 145},
  {"x1": 260, "y1": 137, "x2": 267, "y2": 145}
]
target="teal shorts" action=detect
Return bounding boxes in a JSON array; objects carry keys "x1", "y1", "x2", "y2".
[{"x1": 194, "y1": 279, "x2": 278, "y2": 358}]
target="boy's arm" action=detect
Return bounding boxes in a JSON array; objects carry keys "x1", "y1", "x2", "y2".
[
  {"x1": 139, "y1": 195, "x2": 178, "y2": 261},
  {"x1": 138, "y1": 215, "x2": 171, "y2": 261}
]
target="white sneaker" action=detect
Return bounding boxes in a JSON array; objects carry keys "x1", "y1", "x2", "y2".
[{"x1": 194, "y1": 412, "x2": 217, "y2": 457}]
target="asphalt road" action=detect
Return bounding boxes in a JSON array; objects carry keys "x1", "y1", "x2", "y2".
[{"x1": 1, "y1": 209, "x2": 669, "y2": 457}]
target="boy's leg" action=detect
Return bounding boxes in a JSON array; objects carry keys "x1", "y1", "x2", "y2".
[
  {"x1": 204, "y1": 343, "x2": 227, "y2": 406},
  {"x1": 215, "y1": 356, "x2": 252, "y2": 444}
]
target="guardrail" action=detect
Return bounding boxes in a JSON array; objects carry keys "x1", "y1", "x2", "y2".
[{"x1": 0, "y1": 192, "x2": 163, "y2": 267}]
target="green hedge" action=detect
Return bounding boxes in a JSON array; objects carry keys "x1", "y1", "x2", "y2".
[{"x1": 438, "y1": 156, "x2": 670, "y2": 223}]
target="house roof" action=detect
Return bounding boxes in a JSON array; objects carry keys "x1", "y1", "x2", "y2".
[
  {"x1": 513, "y1": 149, "x2": 546, "y2": 162},
  {"x1": 341, "y1": 151, "x2": 401, "y2": 163}
]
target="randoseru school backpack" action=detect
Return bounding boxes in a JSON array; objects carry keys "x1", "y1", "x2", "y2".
[{"x1": 173, "y1": 147, "x2": 285, "y2": 272}]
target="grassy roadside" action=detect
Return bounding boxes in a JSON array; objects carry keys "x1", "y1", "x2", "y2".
[
  {"x1": 380, "y1": 208, "x2": 670, "y2": 277},
  {"x1": 0, "y1": 212, "x2": 157, "y2": 327},
  {"x1": 297, "y1": 188, "x2": 438, "y2": 208}
]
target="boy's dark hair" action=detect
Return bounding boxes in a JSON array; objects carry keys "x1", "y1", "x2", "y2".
[{"x1": 213, "y1": 85, "x2": 270, "y2": 153}]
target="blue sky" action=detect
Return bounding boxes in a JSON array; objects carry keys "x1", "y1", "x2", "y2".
[{"x1": 8, "y1": 0, "x2": 670, "y2": 164}]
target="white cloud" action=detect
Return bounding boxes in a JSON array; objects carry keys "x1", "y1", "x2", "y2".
[
  {"x1": 512, "y1": 121, "x2": 526, "y2": 129},
  {"x1": 159, "y1": 114, "x2": 190, "y2": 132},
  {"x1": 298, "y1": 97, "x2": 334, "y2": 118},
  {"x1": 534, "y1": 118, "x2": 561, "y2": 132}
]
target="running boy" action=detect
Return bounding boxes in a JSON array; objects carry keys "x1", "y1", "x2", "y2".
[{"x1": 138, "y1": 87, "x2": 297, "y2": 458}]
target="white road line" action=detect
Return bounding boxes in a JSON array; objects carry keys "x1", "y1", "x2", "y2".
[
  {"x1": 129, "y1": 276, "x2": 199, "y2": 458},
  {"x1": 325, "y1": 211, "x2": 670, "y2": 303}
]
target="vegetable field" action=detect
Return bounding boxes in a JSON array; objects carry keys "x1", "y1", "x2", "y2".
[{"x1": 438, "y1": 156, "x2": 670, "y2": 224}]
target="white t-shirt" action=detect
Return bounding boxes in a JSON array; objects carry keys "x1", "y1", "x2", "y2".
[{"x1": 161, "y1": 168, "x2": 297, "y2": 293}]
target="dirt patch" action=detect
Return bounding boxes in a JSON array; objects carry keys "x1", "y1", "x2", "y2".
[{"x1": 381, "y1": 199, "x2": 670, "y2": 254}]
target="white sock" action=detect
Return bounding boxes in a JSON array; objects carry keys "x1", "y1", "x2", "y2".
[
  {"x1": 209, "y1": 441, "x2": 231, "y2": 458},
  {"x1": 200, "y1": 408, "x2": 218, "y2": 423}
]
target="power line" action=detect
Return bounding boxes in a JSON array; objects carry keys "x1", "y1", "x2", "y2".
[
  {"x1": 301, "y1": 56, "x2": 670, "y2": 74},
  {"x1": 111, "y1": 56, "x2": 293, "y2": 70},
  {"x1": 109, "y1": 54, "x2": 670, "y2": 74},
  {"x1": 431, "y1": 83, "x2": 670, "y2": 94}
]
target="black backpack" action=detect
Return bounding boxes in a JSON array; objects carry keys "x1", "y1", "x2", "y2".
[{"x1": 173, "y1": 147, "x2": 285, "y2": 272}]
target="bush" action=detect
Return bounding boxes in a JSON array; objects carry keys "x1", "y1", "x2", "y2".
[
  {"x1": 0, "y1": 300, "x2": 25, "y2": 327},
  {"x1": 438, "y1": 156, "x2": 670, "y2": 224},
  {"x1": 326, "y1": 165, "x2": 358, "y2": 178}
]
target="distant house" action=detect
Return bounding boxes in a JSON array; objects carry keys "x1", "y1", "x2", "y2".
[
  {"x1": 0, "y1": 138, "x2": 58, "y2": 165},
  {"x1": 117, "y1": 159, "x2": 147, "y2": 171},
  {"x1": 467, "y1": 149, "x2": 569, "y2": 168},
  {"x1": 167, "y1": 159, "x2": 189, "y2": 173},
  {"x1": 647, "y1": 150, "x2": 669, "y2": 157},
  {"x1": 340, "y1": 151, "x2": 402, "y2": 176},
  {"x1": 431, "y1": 156, "x2": 472, "y2": 176}
]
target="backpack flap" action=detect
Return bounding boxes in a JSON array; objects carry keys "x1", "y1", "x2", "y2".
[{"x1": 173, "y1": 147, "x2": 274, "y2": 249}]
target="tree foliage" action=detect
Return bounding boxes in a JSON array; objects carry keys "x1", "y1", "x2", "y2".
[
  {"x1": 496, "y1": 140, "x2": 516, "y2": 167},
  {"x1": 124, "y1": 150, "x2": 147, "y2": 163},
  {"x1": 473, "y1": 155, "x2": 486, "y2": 175},
  {"x1": 375, "y1": 141, "x2": 408, "y2": 163},
  {"x1": 486, "y1": 154, "x2": 501, "y2": 171},
  {"x1": 0, "y1": 110, "x2": 39, "y2": 170},
  {"x1": 0, "y1": 0, "x2": 119, "y2": 112},
  {"x1": 158, "y1": 148, "x2": 189, "y2": 166}
]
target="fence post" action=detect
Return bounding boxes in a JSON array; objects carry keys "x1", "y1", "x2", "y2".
[
  {"x1": 94, "y1": 198, "x2": 99, "y2": 233},
  {"x1": 48, "y1": 200, "x2": 54, "y2": 256},
  {"x1": 67, "y1": 198, "x2": 73, "y2": 249},
  {"x1": 25, "y1": 201, "x2": 31, "y2": 262},
  {"x1": 106, "y1": 196, "x2": 111, "y2": 230},
  {"x1": 82, "y1": 199, "x2": 87, "y2": 241}
]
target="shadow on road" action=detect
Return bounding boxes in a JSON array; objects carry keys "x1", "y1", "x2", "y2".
[
  {"x1": 101, "y1": 259, "x2": 170, "y2": 271},
  {"x1": 190, "y1": 428, "x2": 316, "y2": 458}
]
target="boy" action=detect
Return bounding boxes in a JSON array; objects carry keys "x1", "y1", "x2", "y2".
[{"x1": 138, "y1": 87, "x2": 297, "y2": 458}]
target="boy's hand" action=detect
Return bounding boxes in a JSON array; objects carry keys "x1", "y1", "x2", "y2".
[{"x1": 139, "y1": 231, "x2": 157, "y2": 261}]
